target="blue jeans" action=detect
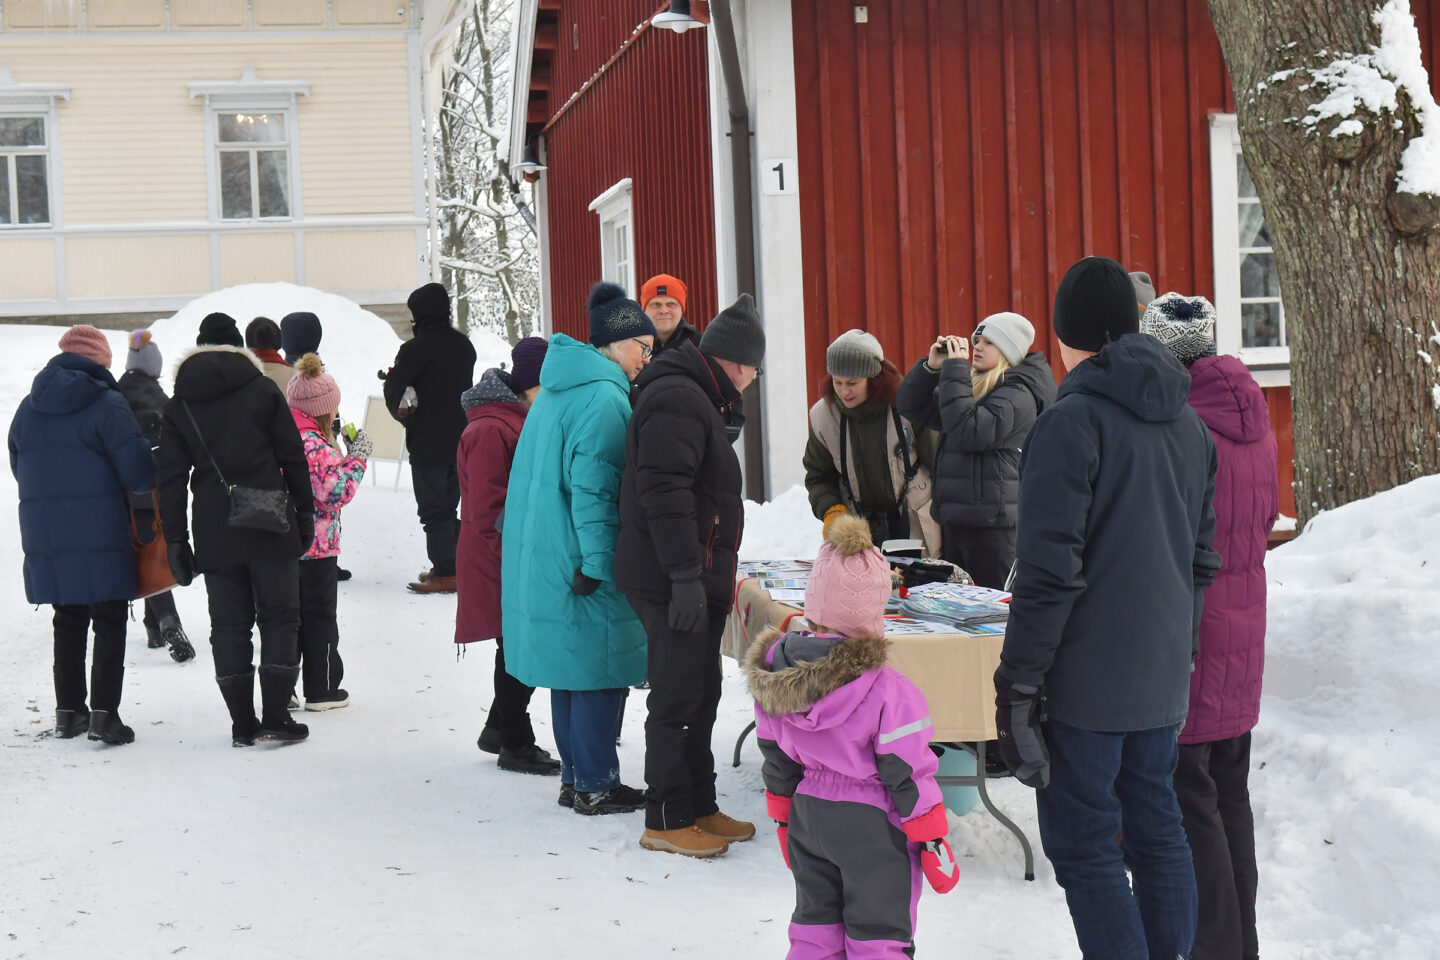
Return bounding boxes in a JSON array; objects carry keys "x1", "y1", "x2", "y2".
[
  {"x1": 1037, "y1": 719, "x2": 1197, "y2": 960},
  {"x1": 551, "y1": 688, "x2": 626, "y2": 792}
]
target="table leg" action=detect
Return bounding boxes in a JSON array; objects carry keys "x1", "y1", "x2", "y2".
[
  {"x1": 733, "y1": 719, "x2": 757, "y2": 767},
  {"x1": 972, "y1": 741, "x2": 1035, "y2": 881}
]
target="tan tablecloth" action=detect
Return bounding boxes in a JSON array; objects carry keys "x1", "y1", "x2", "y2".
[{"x1": 723, "y1": 577, "x2": 1004, "y2": 742}]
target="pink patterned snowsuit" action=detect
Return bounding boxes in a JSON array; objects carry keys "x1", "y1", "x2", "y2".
[
  {"x1": 292, "y1": 409, "x2": 366, "y2": 559},
  {"x1": 745, "y1": 630, "x2": 944, "y2": 959}
]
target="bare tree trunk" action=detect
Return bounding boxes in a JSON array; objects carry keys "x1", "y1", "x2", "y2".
[{"x1": 1209, "y1": 0, "x2": 1440, "y2": 526}]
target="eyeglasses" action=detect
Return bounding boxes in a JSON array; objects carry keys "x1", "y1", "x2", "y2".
[{"x1": 631, "y1": 338, "x2": 653, "y2": 359}]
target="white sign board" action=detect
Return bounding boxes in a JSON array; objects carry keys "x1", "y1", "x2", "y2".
[{"x1": 760, "y1": 157, "x2": 798, "y2": 196}]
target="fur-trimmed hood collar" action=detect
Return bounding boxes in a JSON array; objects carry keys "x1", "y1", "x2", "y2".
[
  {"x1": 744, "y1": 628, "x2": 889, "y2": 721},
  {"x1": 172, "y1": 345, "x2": 265, "y2": 402}
]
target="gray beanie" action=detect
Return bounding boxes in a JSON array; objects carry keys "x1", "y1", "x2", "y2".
[
  {"x1": 125, "y1": 329, "x2": 163, "y2": 378},
  {"x1": 825, "y1": 329, "x2": 884, "y2": 379},
  {"x1": 1141, "y1": 292, "x2": 1217, "y2": 366},
  {"x1": 700, "y1": 293, "x2": 766, "y2": 368},
  {"x1": 1129, "y1": 271, "x2": 1157, "y2": 311},
  {"x1": 972, "y1": 312, "x2": 1035, "y2": 367}
]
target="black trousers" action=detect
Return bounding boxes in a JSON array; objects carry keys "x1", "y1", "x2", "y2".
[
  {"x1": 142, "y1": 589, "x2": 178, "y2": 630},
  {"x1": 411, "y1": 464, "x2": 460, "y2": 577},
  {"x1": 52, "y1": 601, "x2": 128, "y2": 713},
  {"x1": 942, "y1": 523, "x2": 1016, "y2": 589},
  {"x1": 298, "y1": 556, "x2": 343, "y2": 699},
  {"x1": 203, "y1": 558, "x2": 301, "y2": 677},
  {"x1": 483, "y1": 635, "x2": 538, "y2": 750},
  {"x1": 633, "y1": 598, "x2": 726, "y2": 831},
  {"x1": 1175, "y1": 733, "x2": 1259, "y2": 960}
]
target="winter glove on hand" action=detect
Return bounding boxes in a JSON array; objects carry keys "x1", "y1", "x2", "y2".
[
  {"x1": 571, "y1": 569, "x2": 601, "y2": 596},
  {"x1": 920, "y1": 840, "x2": 960, "y2": 893},
  {"x1": 298, "y1": 515, "x2": 316, "y2": 556},
  {"x1": 345, "y1": 428, "x2": 374, "y2": 461},
  {"x1": 766, "y1": 791, "x2": 793, "y2": 869},
  {"x1": 776, "y1": 823, "x2": 791, "y2": 869},
  {"x1": 667, "y1": 577, "x2": 707, "y2": 633},
  {"x1": 994, "y1": 670, "x2": 1050, "y2": 789},
  {"x1": 167, "y1": 541, "x2": 196, "y2": 587},
  {"x1": 821, "y1": 504, "x2": 848, "y2": 539}
]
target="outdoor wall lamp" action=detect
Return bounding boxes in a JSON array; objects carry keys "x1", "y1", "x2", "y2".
[
  {"x1": 512, "y1": 140, "x2": 547, "y2": 180},
  {"x1": 652, "y1": 0, "x2": 704, "y2": 33}
]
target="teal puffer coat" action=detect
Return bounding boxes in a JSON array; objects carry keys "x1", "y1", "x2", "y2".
[{"x1": 500, "y1": 333, "x2": 646, "y2": 690}]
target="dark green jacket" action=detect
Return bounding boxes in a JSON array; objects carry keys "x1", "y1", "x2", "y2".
[{"x1": 802, "y1": 399, "x2": 937, "y2": 518}]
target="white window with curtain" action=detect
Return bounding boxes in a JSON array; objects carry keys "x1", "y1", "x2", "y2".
[
  {"x1": 189, "y1": 68, "x2": 308, "y2": 224},
  {"x1": 588, "y1": 177, "x2": 635, "y2": 296},
  {"x1": 0, "y1": 69, "x2": 68, "y2": 229},
  {"x1": 1210, "y1": 113, "x2": 1289, "y2": 384}
]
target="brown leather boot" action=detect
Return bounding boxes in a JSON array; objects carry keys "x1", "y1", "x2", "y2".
[
  {"x1": 639, "y1": 825, "x2": 729, "y2": 858},
  {"x1": 695, "y1": 811, "x2": 756, "y2": 842},
  {"x1": 407, "y1": 575, "x2": 456, "y2": 594}
]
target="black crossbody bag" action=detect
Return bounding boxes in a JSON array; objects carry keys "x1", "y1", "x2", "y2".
[{"x1": 180, "y1": 401, "x2": 292, "y2": 534}]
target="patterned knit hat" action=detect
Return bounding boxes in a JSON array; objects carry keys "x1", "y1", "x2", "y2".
[
  {"x1": 286, "y1": 353, "x2": 341, "y2": 416},
  {"x1": 587, "y1": 281, "x2": 656, "y2": 347},
  {"x1": 1141, "y1": 293, "x2": 1218, "y2": 366},
  {"x1": 826, "y1": 329, "x2": 884, "y2": 379},
  {"x1": 804, "y1": 514, "x2": 892, "y2": 639},
  {"x1": 699, "y1": 293, "x2": 766, "y2": 368},
  {"x1": 125, "y1": 329, "x2": 162, "y2": 377},
  {"x1": 58, "y1": 324, "x2": 112, "y2": 368},
  {"x1": 972, "y1": 312, "x2": 1036, "y2": 367},
  {"x1": 508, "y1": 336, "x2": 548, "y2": 394}
]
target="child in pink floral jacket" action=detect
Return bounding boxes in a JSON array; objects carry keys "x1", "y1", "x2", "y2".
[{"x1": 286, "y1": 354, "x2": 370, "y2": 710}]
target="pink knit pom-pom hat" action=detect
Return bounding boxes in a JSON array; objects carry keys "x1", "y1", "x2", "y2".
[{"x1": 804, "y1": 513, "x2": 892, "y2": 638}]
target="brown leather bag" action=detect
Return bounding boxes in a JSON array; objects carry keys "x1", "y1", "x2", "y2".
[{"x1": 131, "y1": 489, "x2": 177, "y2": 600}]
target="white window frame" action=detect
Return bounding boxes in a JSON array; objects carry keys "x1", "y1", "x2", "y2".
[
  {"x1": 588, "y1": 177, "x2": 635, "y2": 297},
  {"x1": 0, "y1": 69, "x2": 68, "y2": 231},
  {"x1": 1210, "y1": 112, "x2": 1290, "y2": 387},
  {"x1": 189, "y1": 67, "x2": 309, "y2": 224}
]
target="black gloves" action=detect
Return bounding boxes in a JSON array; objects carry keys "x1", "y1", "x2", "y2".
[
  {"x1": 572, "y1": 569, "x2": 601, "y2": 596},
  {"x1": 298, "y1": 514, "x2": 316, "y2": 556},
  {"x1": 667, "y1": 578, "x2": 707, "y2": 633},
  {"x1": 994, "y1": 670, "x2": 1050, "y2": 790},
  {"x1": 167, "y1": 541, "x2": 197, "y2": 587}
]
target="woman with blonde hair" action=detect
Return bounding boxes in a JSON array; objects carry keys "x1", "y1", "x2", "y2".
[{"x1": 896, "y1": 312, "x2": 1056, "y2": 588}]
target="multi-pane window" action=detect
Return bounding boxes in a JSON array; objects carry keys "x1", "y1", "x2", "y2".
[
  {"x1": 218, "y1": 111, "x2": 291, "y2": 219},
  {"x1": 0, "y1": 116, "x2": 50, "y2": 226},
  {"x1": 590, "y1": 178, "x2": 635, "y2": 296},
  {"x1": 1236, "y1": 153, "x2": 1284, "y2": 348}
]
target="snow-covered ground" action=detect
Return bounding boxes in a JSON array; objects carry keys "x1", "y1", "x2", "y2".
[{"x1": 1, "y1": 319, "x2": 1435, "y2": 958}]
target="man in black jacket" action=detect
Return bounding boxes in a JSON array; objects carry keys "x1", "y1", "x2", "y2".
[
  {"x1": 995, "y1": 257, "x2": 1221, "y2": 960},
  {"x1": 616, "y1": 294, "x2": 765, "y2": 859},
  {"x1": 158, "y1": 312, "x2": 315, "y2": 746},
  {"x1": 383, "y1": 283, "x2": 477, "y2": 594},
  {"x1": 640, "y1": 273, "x2": 698, "y2": 357}
]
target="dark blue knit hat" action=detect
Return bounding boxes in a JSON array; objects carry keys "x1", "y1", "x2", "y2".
[
  {"x1": 281, "y1": 311, "x2": 322, "y2": 363},
  {"x1": 587, "y1": 282, "x2": 656, "y2": 347},
  {"x1": 508, "y1": 336, "x2": 548, "y2": 393}
]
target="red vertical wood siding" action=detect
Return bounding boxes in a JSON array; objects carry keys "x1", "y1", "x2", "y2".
[{"x1": 539, "y1": 1, "x2": 716, "y2": 340}]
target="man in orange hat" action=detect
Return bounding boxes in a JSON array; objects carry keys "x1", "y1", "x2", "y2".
[{"x1": 641, "y1": 273, "x2": 696, "y2": 358}]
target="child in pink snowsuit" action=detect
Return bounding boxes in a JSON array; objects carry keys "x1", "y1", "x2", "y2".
[{"x1": 744, "y1": 514, "x2": 959, "y2": 959}]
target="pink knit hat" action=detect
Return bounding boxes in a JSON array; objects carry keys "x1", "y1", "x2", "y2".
[
  {"x1": 57, "y1": 324, "x2": 112, "y2": 368},
  {"x1": 285, "y1": 353, "x2": 341, "y2": 416},
  {"x1": 804, "y1": 513, "x2": 892, "y2": 638}
]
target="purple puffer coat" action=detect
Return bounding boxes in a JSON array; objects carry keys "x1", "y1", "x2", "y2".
[{"x1": 1180, "y1": 355, "x2": 1278, "y2": 745}]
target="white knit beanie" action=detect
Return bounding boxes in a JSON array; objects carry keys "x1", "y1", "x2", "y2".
[{"x1": 972, "y1": 312, "x2": 1036, "y2": 367}]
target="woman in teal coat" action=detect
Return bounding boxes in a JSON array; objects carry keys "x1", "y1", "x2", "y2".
[{"x1": 501, "y1": 282, "x2": 657, "y2": 816}]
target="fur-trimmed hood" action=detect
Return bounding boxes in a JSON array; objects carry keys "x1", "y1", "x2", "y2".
[
  {"x1": 744, "y1": 628, "x2": 889, "y2": 720},
  {"x1": 172, "y1": 345, "x2": 265, "y2": 402}
]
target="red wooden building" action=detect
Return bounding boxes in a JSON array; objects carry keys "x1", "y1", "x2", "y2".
[{"x1": 507, "y1": 0, "x2": 1440, "y2": 511}]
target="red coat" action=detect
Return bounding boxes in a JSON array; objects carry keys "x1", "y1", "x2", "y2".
[{"x1": 455, "y1": 397, "x2": 527, "y2": 644}]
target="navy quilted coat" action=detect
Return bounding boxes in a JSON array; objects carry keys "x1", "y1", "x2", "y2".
[
  {"x1": 9, "y1": 352, "x2": 157, "y2": 605},
  {"x1": 1180, "y1": 354, "x2": 1278, "y2": 745}
]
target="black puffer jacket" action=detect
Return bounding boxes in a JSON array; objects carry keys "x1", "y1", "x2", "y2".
[
  {"x1": 158, "y1": 346, "x2": 312, "y2": 572},
  {"x1": 896, "y1": 352, "x2": 1056, "y2": 528},
  {"x1": 117, "y1": 369, "x2": 168, "y2": 449},
  {"x1": 615, "y1": 341, "x2": 745, "y2": 609},
  {"x1": 382, "y1": 316, "x2": 477, "y2": 467}
]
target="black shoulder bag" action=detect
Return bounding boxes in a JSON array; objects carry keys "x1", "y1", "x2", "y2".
[{"x1": 180, "y1": 401, "x2": 292, "y2": 533}]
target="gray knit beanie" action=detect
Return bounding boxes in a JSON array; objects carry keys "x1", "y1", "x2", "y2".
[
  {"x1": 825, "y1": 329, "x2": 884, "y2": 379},
  {"x1": 1130, "y1": 271, "x2": 1157, "y2": 310},
  {"x1": 125, "y1": 329, "x2": 163, "y2": 378},
  {"x1": 971, "y1": 312, "x2": 1035, "y2": 367},
  {"x1": 1141, "y1": 292, "x2": 1218, "y2": 366},
  {"x1": 700, "y1": 293, "x2": 766, "y2": 368}
]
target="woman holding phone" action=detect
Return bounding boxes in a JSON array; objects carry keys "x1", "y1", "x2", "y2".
[{"x1": 896, "y1": 314, "x2": 1056, "y2": 588}]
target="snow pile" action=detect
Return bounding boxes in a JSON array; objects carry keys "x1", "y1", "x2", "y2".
[
  {"x1": 740, "y1": 484, "x2": 823, "y2": 561},
  {"x1": 1255, "y1": 474, "x2": 1440, "y2": 956},
  {"x1": 148, "y1": 283, "x2": 402, "y2": 424},
  {"x1": 470, "y1": 323, "x2": 517, "y2": 374}
]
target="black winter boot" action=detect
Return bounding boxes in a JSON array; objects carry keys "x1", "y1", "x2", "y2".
[
  {"x1": 55, "y1": 709, "x2": 90, "y2": 739},
  {"x1": 160, "y1": 616, "x2": 196, "y2": 664},
  {"x1": 497, "y1": 744, "x2": 563, "y2": 776},
  {"x1": 87, "y1": 710, "x2": 135, "y2": 745},
  {"x1": 145, "y1": 623, "x2": 165, "y2": 649},
  {"x1": 257, "y1": 665, "x2": 309, "y2": 743},
  {"x1": 476, "y1": 725, "x2": 503, "y2": 754},
  {"x1": 218, "y1": 669, "x2": 261, "y2": 747}
]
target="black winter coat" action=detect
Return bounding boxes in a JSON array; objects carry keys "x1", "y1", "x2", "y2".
[
  {"x1": 616, "y1": 341, "x2": 745, "y2": 609},
  {"x1": 9, "y1": 353, "x2": 156, "y2": 605},
  {"x1": 652, "y1": 321, "x2": 699, "y2": 358},
  {"x1": 383, "y1": 316, "x2": 477, "y2": 467},
  {"x1": 117, "y1": 369, "x2": 169, "y2": 449},
  {"x1": 158, "y1": 346, "x2": 313, "y2": 572},
  {"x1": 998, "y1": 334, "x2": 1222, "y2": 732},
  {"x1": 896, "y1": 352, "x2": 1056, "y2": 529}
]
